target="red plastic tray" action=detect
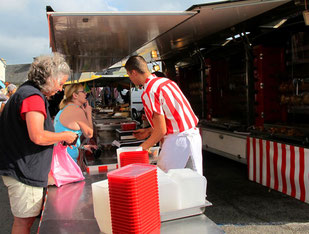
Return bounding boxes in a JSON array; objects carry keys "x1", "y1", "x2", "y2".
[
  {"x1": 108, "y1": 164, "x2": 160, "y2": 234},
  {"x1": 121, "y1": 121, "x2": 137, "y2": 131},
  {"x1": 108, "y1": 173, "x2": 157, "y2": 185},
  {"x1": 107, "y1": 164, "x2": 156, "y2": 179},
  {"x1": 119, "y1": 151, "x2": 149, "y2": 167}
]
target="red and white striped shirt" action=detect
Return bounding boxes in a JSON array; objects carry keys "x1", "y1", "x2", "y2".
[{"x1": 142, "y1": 74, "x2": 198, "y2": 134}]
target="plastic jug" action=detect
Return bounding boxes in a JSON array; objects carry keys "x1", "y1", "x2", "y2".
[
  {"x1": 116, "y1": 146, "x2": 142, "y2": 168},
  {"x1": 167, "y1": 169, "x2": 207, "y2": 209},
  {"x1": 157, "y1": 168, "x2": 181, "y2": 213},
  {"x1": 91, "y1": 179, "x2": 112, "y2": 234}
]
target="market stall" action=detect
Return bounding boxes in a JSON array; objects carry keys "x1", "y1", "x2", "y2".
[{"x1": 44, "y1": 1, "x2": 302, "y2": 231}]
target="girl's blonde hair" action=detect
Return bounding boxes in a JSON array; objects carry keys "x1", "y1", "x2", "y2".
[{"x1": 59, "y1": 83, "x2": 84, "y2": 109}]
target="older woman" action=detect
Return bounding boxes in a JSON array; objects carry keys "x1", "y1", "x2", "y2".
[
  {"x1": 0, "y1": 53, "x2": 78, "y2": 234},
  {"x1": 54, "y1": 83, "x2": 94, "y2": 162},
  {"x1": 0, "y1": 84, "x2": 17, "y2": 113}
]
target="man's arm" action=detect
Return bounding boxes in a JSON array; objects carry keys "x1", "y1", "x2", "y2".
[
  {"x1": 26, "y1": 111, "x2": 77, "y2": 146},
  {"x1": 133, "y1": 128, "x2": 152, "y2": 140},
  {"x1": 140, "y1": 112, "x2": 166, "y2": 150}
]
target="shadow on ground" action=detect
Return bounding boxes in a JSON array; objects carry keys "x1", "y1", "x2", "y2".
[{"x1": 203, "y1": 151, "x2": 309, "y2": 225}]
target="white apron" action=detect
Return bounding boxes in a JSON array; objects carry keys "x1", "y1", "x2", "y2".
[{"x1": 157, "y1": 128, "x2": 203, "y2": 176}]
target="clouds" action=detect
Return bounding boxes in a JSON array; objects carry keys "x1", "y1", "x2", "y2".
[
  {"x1": 0, "y1": 0, "x2": 29, "y2": 12},
  {"x1": 48, "y1": 0, "x2": 118, "y2": 12},
  {"x1": 0, "y1": 0, "x2": 209, "y2": 65},
  {"x1": 0, "y1": 34, "x2": 50, "y2": 64},
  {"x1": 107, "y1": 0, "x2": 206, "y2": 11},
  {"x1": 0, "y1": 0, "x2": 49, "y2": 64}
]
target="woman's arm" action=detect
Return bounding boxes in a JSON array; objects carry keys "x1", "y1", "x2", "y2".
[
  {"x1": 75, "y1": 102, "x2": 93, "y2": 138},
  {"x1": 0, "y1": 103, "x2": 4, "y2": 113},
  {"x1": 26, "y1": 111, "x2": 78, "y2": 145}
]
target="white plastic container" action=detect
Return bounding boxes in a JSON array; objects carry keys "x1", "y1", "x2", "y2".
[
  {"x1": 91, "y1": 179, "x2": 112, "y2": 234},
  {"x1": 157, "y1": 168, "x2": 181, "y2": 213},
  {"x1": 167, "y1": 169, "x2": 207, "y2": 209},
  {"x1": 149, "y1": 146, "x2": 160, "y2": 163},
  {"x1": 116, "y1": 146, "x2": 142, "y2": 168}
]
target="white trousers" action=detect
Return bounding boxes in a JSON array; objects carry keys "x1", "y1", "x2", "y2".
[{"x1": 157, "y1": 128, "x2": 203, "y2": 176}]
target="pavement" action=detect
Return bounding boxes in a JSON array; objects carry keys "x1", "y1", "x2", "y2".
[
  {"x1": 203, "y1": 152, "x2": 309, "y2": 234},
  {"x1": 0, "y1": 151, "x2": 308, "y2": 233}
]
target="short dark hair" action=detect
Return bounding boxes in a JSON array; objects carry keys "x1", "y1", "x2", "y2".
[
  {"x1": 125, "y1": 56, "x2": 148, "y2": 74},
  {"x1": 152, "y1": 71, "x2": 166, "y2": 77}
]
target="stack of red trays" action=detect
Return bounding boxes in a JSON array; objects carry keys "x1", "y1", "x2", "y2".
[
  {"x1": 107, "y1": 164, "x2": 160, "y2": 233},
  {"x1": 119, "y1": 151, "x2": 149, "y2": 167},
  {"x1": 121, "y1": 122, "x2": 137, "y2": 131}
]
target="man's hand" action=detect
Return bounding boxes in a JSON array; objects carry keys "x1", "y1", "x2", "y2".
[
  {"x1": 140, "y1": 113, "x2": 166, "y2": 151},
  {"x1": 83, "y1": 144, "x2": 98, "y2": 152},
  {"x1": 133, "y1": 128, "x2": 152, "y2": 140}
]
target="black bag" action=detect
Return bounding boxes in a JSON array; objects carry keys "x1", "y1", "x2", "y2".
[{"x1": 0, "y1": 93, "x2": 7, "y2": 102}]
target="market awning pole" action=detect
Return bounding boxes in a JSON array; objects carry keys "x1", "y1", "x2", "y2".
[{"x1": 93, "y1": 80, "x2": 96, "y2": 109}]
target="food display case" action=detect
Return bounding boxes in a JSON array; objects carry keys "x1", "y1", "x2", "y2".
[{"x1": 198, "y1": 31, "x2": 309, "y2": 151}]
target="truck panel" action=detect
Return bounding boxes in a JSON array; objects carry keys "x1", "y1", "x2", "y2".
[{"x1": 201, "y1": 128, "x2": 247, "y2": 164}]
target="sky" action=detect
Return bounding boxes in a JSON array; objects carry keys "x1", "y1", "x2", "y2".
[{"x1": 0, "y1": 0, "x2": 211, "y2": 65}]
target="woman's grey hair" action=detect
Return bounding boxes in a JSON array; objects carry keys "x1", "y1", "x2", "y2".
[{"x1": 28, "y1": 53, "x2": 71, "y2": 93}]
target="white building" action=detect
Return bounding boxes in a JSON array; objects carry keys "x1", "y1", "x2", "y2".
[{"x1": 0, "y1": 58, "x2": 6, "y2": 82}]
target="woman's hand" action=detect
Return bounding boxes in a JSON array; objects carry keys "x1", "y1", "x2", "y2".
[
  {"x1": 63, "y1": 132, "x2": 78, "y2": 145},
  {"x1": 81, "y1": 101, "x2": 92, "y2": 115},
  {"x1": 75, "y1": 101, "x2": 93, "y2": 139}
]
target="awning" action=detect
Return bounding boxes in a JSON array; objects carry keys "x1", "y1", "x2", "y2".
[
  {"x1": 65, "y1": 72, "x2": 130, "y2": 87},
  {"x1": 47, "y1": 10, "x2": 196, "y2": 72},
  {"x1": 47, "y1": 0, "x2": 290, "y2": 73},
  {"x1": 137, "y1": 0, "x2": 291, "y2": 60},
  {"x1": 64, "y1": 72, "x2": 98, "y2": 85}
]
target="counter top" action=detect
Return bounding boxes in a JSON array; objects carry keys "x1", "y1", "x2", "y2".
[
  {"x1": 39, "y1": 173, "x2": 105, "y2": 233},
  {"x1": 39, "y1": 173, "x2": 223, "y2": 234},
  {"x1": 39, "y1": 129, "x2": 223, "y2": 233}
]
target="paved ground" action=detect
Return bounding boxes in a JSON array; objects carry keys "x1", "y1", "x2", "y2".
[
  {"x1": 203, "y1": 152, "x2": 309, "y2": 233},
  {"x1": 0, "y1": 151, "x2": 309, "y2": 233}
]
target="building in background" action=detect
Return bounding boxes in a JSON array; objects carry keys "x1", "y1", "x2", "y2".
[
  {"x1": 0, "y1": 58, "x2": 6, "y2": 82},
  {"x1": 5, "y1": 64, "x2": 30, "y2": 85}
]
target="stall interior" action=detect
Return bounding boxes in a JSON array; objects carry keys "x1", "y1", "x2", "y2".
[
  {"x1": 204, "y1": 44, "x2": 248, "y2": 127},
  {"x1": 81, "y1": 76, "x2": 146, "y2": 166},
  {"x1": 177, "y1": 62, "x2": 203, "y2": 118},
  {"x1": 89, "y1": 77, "x2": 131, "y2": 118},
  {"x1": 164, "y1": 3, "x2": 309, "y2": 146}
]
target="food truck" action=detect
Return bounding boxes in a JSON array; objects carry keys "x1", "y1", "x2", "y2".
[
  {"x1": 146, "y1": 0, "x2": 309, "y2": 203},
  {"x1": 41, "y1": 0, "x2": 309, "y2": 232}
]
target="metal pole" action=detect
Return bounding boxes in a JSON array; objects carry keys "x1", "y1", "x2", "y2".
[
  {"x1": 197, "y1": 49, "x2": 206, "y2": 119},
  {"x1": 245, "y1": 43, "x2": 254, "y2": 127}
]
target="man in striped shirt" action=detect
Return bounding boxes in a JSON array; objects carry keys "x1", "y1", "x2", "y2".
[{"x1": 125, "y1": 56, "x2": 203, "y2": 175}]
